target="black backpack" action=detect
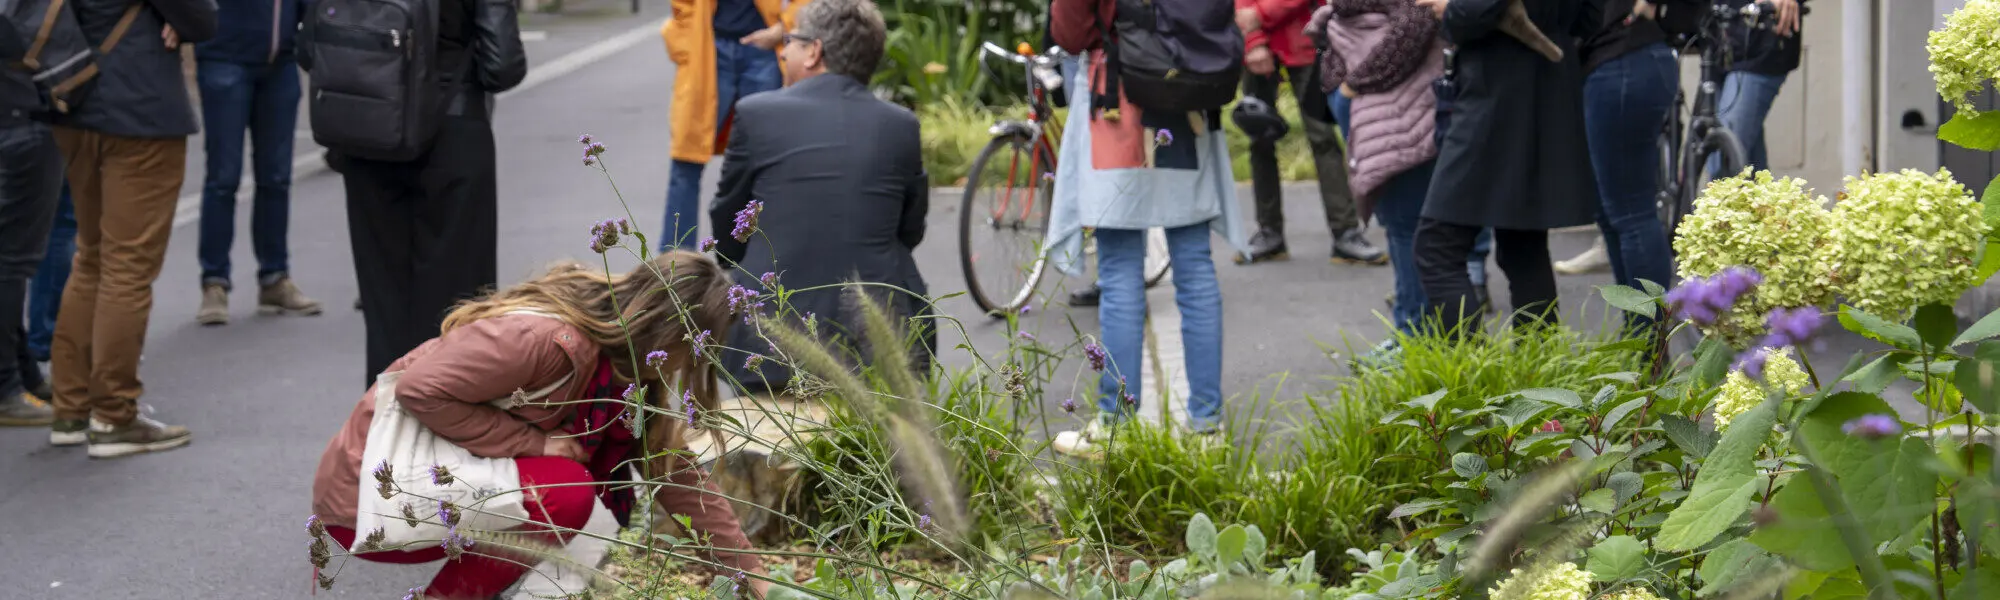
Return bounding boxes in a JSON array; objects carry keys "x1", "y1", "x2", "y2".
[
  {"x1": 1097, "y1": 0, "x2": 1242, "y2": 115},
  {"x1": 300, "y1": 0, "x2": 441, "y2": 162},
  {"x1": 2, "y1": 0, "x2": 143, "y2": 117}
]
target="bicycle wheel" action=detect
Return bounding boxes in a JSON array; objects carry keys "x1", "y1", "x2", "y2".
[
  {"x1": 959, "y1": 134, "x2": 1054, "y2": 316},
  {"x1": 1143, "y1": 228, "x2": 1171, "y2": 287},
  {"x1": 1655, "y1": 131, "x2": 1685, "y2": 236},
  {"x1": 1677, "y1": 127, "x2": 1747, "y2": 228}
]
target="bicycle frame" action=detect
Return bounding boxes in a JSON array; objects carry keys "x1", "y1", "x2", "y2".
[{"x1": 978, "y1": 44, "x2": 1066, "y2": 229}]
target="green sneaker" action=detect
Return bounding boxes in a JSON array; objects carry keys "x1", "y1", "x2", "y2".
[
  {"x1": 0, "y1": 392, "x2": 54, "y2": 426},
  {"x1": 87, "y1": 416, "x2": 193, "y2": 459},
  {"x1": 50, "y1": 418, "x2": 100, "y2": 446}
]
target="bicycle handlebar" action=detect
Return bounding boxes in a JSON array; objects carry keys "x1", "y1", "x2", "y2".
[{"x1": 979, "y1": 42, "x2": 1070, "y2": 95}]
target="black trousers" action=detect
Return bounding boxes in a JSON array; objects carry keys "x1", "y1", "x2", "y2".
[
  {"x1": 1242, "y1": 65, "x2": 1358, "y2": 234},
  {"x1": 336, "y1": 116, "x2": 499, "y2": 385},
  {"x1": 0, "y1": 121, "x2": 62, "y2": 398},
  {"x1": 1415, "y1": 218, "x2": 1557, "y2": 334}
]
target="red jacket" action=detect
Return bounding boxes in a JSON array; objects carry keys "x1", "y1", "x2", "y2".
[{"x1": 1239, "y1": 0, "x2": 1321, "y2": 67}]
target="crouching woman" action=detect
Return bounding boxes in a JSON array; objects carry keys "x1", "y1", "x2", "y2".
[{"x1": 310, "y1": 250, "x2": 769, "y2": 599}]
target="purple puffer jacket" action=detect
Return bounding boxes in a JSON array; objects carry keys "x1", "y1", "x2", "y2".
[{"x1": 1308, "y1": 0, "x2": 1444, "y2": 216}]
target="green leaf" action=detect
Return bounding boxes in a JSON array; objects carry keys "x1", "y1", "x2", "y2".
[
  {"x1": 1498, "y1": 398, "x2": 1553, "y2": 431},
  {"x1": 1639, "y1": 278, "x2": 1667, "y2": 296},
  {"x1": 1693, "y1": 337, "x2": 1734, "y2": 389},
  {"x1": 1599, "y1": 284, "x2": 1658, "y2": 318},
  {"x1": 1844, "y1": 354, "x2": 1910, "y2": 395},
  {"x1": 710, "y1": 575, "x2": 742, "y2": 599},
  {"x1": 1658, "y1": 396, "x2": 1779, "y2": 551},
  {"x1": 1243, "y1": 525, "x2": 1267, "y2": 565},
  {"x1": 1915, "y1": 303, "x2": 1960, "y2": 350},
  {"x1": 1955, "y1": 306, "x2": 2000, "y2": 347},
  {"x1": 1186, "y1": 513, "x2": 1217, "y2": 564},
  {"x1": 1607, "y1": 472, "x2": 1644, "y2": 503},
  {"x1": 1954, "y1": 341, "x2": 2000, "y2": 414},
  {"x1": 1216, "y1": 525, "x2": 1248, "y2": 566},
  {"x1": 1840, "y1": 305, "x2": 1923, "y2": 349},
  {"x1": 1755, "y1": 395, "x2": 1935, "y2": 570},
  {"x1": 1748, "y1": 474, "x2": 1852, "y2": 570},
  {"x1": 1949, "y1": 570, "x2": 2000, "y2": 600},
  {"x1": 1388, "y1": 499, "x2": 1453, "y2": 520},
  {"x1": 1601, "y1": 396, "x2": 1647, "y2": 432},
  {"x1": 1518, "y1": 388, "x2": 1583, "y2": 408},
  {"x1": 1940, "y1": 110, "x2": 2000, "y2": 151},
  {"x1": 1659, "y1": 414, "x2": 1717, "y2": 459},
  {"x1": 1579, "y1": 488, "x2": 1618, "y2": 514},
  {"x1": 1586, "y1": 535, "x2": 1647, "y2": 582},
  {"x1": 1404, "y1": 388, "x2": 1449, "y2": 411},
  {"x1": 1592, "y1": 371, "x2": 1642, "y2": 385},
  {"x1": 1979, "y1": 240, "x2": 2000, "y2": 282},
  {"x1": 1451, "y1": 453, "x2": 1488, "y2": 479},
  {"x1": 1699, "y1": 539, "x2": 1784, "y2": 596}
]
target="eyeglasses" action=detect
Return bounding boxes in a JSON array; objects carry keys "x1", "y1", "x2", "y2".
[{"x1": 783, "y1": 32, "x2": 818, "y2": 45}]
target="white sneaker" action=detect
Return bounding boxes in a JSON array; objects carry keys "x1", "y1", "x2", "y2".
[
  {"x1": 1555, "y1": 239, "x2": 1611, "y2": 275},
  {"x1": 50, "y1": 418, "x2": 113, "y2": 446},
  {"x1": 1052, "y1": 419, "x2": 1112, "y2": 458}
]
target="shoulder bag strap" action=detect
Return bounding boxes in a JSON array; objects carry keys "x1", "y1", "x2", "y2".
[{"x1": 46, "y1": 4, "x2": 140, "y2": 97}]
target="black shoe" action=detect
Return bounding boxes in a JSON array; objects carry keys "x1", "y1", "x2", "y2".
[
  {"x1": 1236, "y1": 228, "x2": 1289, "y2": 264},
  {"x1": 1331, "y1": 229, "x2": 1388, "y2": 265},
  {"x1": 1068, "y1": 284, "x2": 1102, "y2": 307}
]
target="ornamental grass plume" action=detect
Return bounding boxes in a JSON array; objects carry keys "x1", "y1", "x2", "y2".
[
  {"x1": 1928, "y1": 0, "x2": 2000, "y2": 114},
  {"x1": 1486, "y1": 561, "x2": 1592, "y2": 600},
  {"x1": 1674, "y1": 171, "x2": 1835, "y2": 345},
  {"x1": 1826, "y1": 169, "x2": 1986, "y2": 317}
]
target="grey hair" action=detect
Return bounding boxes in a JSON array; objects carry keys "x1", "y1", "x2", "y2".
[{"x1": 793, "y1": 0, "x2": 887, "y2": 80}]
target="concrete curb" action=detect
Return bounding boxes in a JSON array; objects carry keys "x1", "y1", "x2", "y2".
[{"x1": 171, "y1": 18, "x2": 668, "y2": 230}]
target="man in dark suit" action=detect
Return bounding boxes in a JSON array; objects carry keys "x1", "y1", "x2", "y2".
[{"x1": 709, "y1": 0, "x2": 932, "y2": 394}]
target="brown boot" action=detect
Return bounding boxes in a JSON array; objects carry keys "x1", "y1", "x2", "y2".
[{"x1": 259, "y1": 277, "x2": 323, "y2": 316}]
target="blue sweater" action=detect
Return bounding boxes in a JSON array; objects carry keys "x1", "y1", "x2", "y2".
[{"x1": 196, "y1": 0, "x2": 307, "y2": 64}]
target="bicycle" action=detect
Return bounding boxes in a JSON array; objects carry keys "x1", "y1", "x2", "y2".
[
  {"x1": 1654, "y1": 1, "x2": 1800, "y2": 237},
  {"x1": 958, "y1": 42, "x2": 1169, "y2": 317}
]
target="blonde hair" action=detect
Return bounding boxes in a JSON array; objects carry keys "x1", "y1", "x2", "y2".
[{"x1": 441, "y1": 250, "x2": 734, "y2": 461}]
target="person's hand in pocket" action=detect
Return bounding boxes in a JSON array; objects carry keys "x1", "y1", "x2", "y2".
[{"x1": 162, "y1": 25, "x2": 179, "y2": 49}]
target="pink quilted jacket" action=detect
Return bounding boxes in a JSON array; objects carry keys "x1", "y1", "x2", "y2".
[{"x1": 1311, "y1": 0, "x2": 1444, "y2": 217}]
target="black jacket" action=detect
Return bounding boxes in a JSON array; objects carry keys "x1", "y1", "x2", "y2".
[
  {"x1": 57, "y1": 0, "x2": 217, "y2": 138},
  {"x1": 1427, "y1": 0, "x2": 1603, "y2": 230},
  {"x1": 1723, "y1": 0, "x2": 1804, "y2": 76},
  {"x1": 2, "y1": 20, "x2": 32, "y2": 121},
  {"x1": 710, "y1": 74, "x2": 933, "y2": 393},
  {"x1": 444, "y1": 0, "x2": 526, "y2": 119},
  {"x1": 195, "y1": 0, "x2": 307, "y2": 64}
]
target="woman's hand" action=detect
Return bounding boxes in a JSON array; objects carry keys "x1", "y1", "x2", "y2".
[
  {"x1": 1414, "y1": 0, "x2": 1448, "y2": 20},
  {"x1": 540, "y1": 434, "x2": 587, "y2": 463},
  {"x1": 741, "y1": 24, "x2": 784, "y2": 50},
  {"x1": 162, "y1": 24, "x2": 179, "y2": 48},
  {"x1": 1245, "y1": 45, "x2": 1275, "y2": 76}
]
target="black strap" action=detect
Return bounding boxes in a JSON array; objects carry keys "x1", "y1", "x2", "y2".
[{"x1": 1094, "y1": 27, "x2": 1120, "y2": 117}]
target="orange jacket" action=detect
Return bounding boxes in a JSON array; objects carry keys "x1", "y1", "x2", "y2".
[{"x1": 663, "y1": 0, "x2": 811, "y2": 163}]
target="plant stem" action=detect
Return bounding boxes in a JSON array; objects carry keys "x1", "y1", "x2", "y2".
[{"x1": 1792, "y1": 435, "x2": 1897, "y2": 600}]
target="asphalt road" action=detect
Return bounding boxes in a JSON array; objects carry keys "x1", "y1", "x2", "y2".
[{"x1": 0, "y1": 5, "x2": 1881, "y2": 599}]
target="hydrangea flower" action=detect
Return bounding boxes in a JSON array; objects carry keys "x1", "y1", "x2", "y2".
[
  {"x1": 1712, "y1": 347, "x2": 1809, "y2": 431},
  {"x1": 1826, "y1": 169, "x2": 1986, "y2": 317},
  {"x1": 1487, "y1": 561, "x2": 1592, "y2": 600},
  {"x1": 1603, "y1": 589, "x2": 1665, "y2": 600},
  {"x1": 1928, "y1": 0, "x2": 2000, "y2": 114},
  {"x1": 1674, "y1": 171, "x2": 1836, "y2": 345}
]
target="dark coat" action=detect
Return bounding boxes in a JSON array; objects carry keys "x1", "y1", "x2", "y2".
[
  {"x1": 710, "y1": 74, "x2": 934, "y2": 394},
  {"x1": 1423, "y1": 0, "x2": 1602, "y2": 231},
  {"x1": 58, "y1": 0, "x2": 217, "y2": 138}
]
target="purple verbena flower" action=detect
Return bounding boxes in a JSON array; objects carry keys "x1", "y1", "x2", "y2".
[
  {"x1": 692, "y1": 329, "x2": 712, "y2": 350},
  {"x1": 585, "y1": 142, "x2": 607, "y2": 157},
  {"x1": 429, "y1": 465, "x2": 454, "y2": 487},
  {"x1": 404, "y1": 586, "x2": 424, "y2": 600},
  {"x1": 306, "y1": 514, "x2": 325, "y2": 537},
  {"x1": 622, "y1": 383, "x2": 639, "y2": 402},
  {"x1": 1841, "y1": 414, "x2": 1902, "y2": 440},
  {"x1": 759, "y1": 272, "x2": 779, "y2": 288},
  {"x1": 726, "y1": 285, "x2": 764, "y2": 314},
  {"x1": 698, "y1": 237, "x2": 718, "y2": 252},
  {"x1": 1121, "y1": 393, "x2": 1138, "y2": 409},
  {"x1": 437, "y1": 500, "x2": 460, "y2": 527},
  {"x1": 582, "y1": 154, "x2": 598, "y2": 167},
  {"x1": 1666, "y1": 266, "x2": 1763, "y2": 326},
  {"x1": 1016, "y1": 330, "x2": 1036, "y2": 342},
  {"x1": 645, "y1": 350, "x2": 670, "y2": 369},
  {"x1": 1154, "y1": 129, "x2": 1174, "y2": 146},
  {"x1": 744, "y1": 354, "x2": 765, "y2": 371},
  {"x1": 1083, "y1": 341, "x2": 1107, "y2": 371},
  {"x1": 731, "y1": 200, "x2": 764, "y2": 242},
  {"x1": 918, "y1": 513, "x2": 933, "y2": 530},
  {"x1": 577, "y1": 134, "x2": 593, "y2": 145},
  {"x1": 1017, "y1": 303, "x2": 1032, "y2": 315},
  {"x1": 1060, "y1": 398, "x2": 1077, "y2": 413},
  {"x1": 1763, "y1": 306, "x2": 1829, "y2": 348},
  {"x1": 589, "y1": 218, "x2": 628, "y2": 253},
  {"x1": 1732, "y1": 347, "x2": 1773, "y2": 380}
]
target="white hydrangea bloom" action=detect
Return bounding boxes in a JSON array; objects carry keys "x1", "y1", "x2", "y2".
[
  {"x1": 1674, "y1": 171, "x2": 1836, "y2": 345},
  {"x1": 1826, "y1": 169, "x2": 1986, "y2": 317},
  {"x1": 1929, "y1": 0, "x2": 2000, "y2": 114},
  {"x1": 1488, "y1": 562, "x2": 1592, "y2": 600}
]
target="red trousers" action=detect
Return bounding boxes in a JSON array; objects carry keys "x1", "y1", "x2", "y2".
[{"x1": 327, "y1": 457, "x2": 596, "y2": 600}]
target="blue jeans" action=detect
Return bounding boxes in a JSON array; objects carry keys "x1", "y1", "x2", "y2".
[
  {"x1": 27, "y1": 184, "x2": 74, "y2": 361},
  {"x1": 197, "y1": 59, "x2": 302, "y2": 288},
  {"x1": 1096, "y1": 224, "x2": 1222, "y2": 431},
  {"x1": 1585, "y1": 44, "x2": 1677, "y2": 312},
  {"x1": 664, "y1": 39, "x2": 781, "y2": 251},
  {"x1": 1331, "y1": 94, "x2": 1491, "y2": 335},
  {"x1": 1709, "y1": 71, "x2": 1787, "y2": 176}
]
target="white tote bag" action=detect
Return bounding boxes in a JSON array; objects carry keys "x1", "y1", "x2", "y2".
[{"x1": 350, "y1": 369, "x2": 572, "y2": 552}]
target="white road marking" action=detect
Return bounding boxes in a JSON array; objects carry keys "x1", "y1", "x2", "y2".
[
  {"x1": 171, "y1": 18, "x2": 668, "y2": 229},
  {"x1": 1136, "y1": 279, "x2": 1192, "y2": 429}
]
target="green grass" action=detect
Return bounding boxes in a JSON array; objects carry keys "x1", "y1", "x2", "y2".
[{"x1": 918, "y1": 87, "x2": 1321, "y2": 187}]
